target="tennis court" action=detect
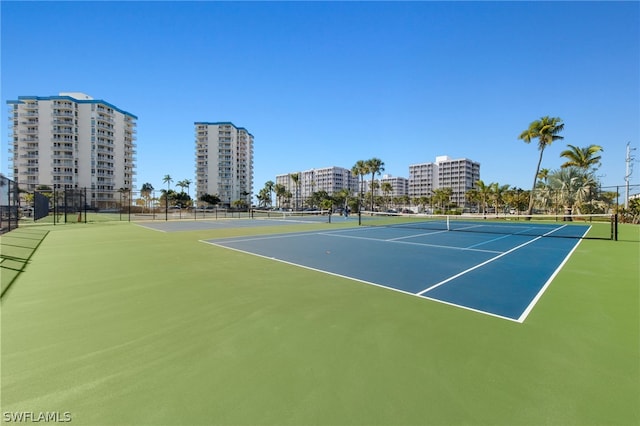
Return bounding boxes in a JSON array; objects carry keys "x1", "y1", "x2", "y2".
[
  {"x1": 2, "y1": 219, "x2": 637, "y2": 425},
  {"x1": 203, "y1": 216, "x2": 593, "y2": 322}
]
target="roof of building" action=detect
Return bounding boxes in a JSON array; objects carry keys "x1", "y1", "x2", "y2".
[{"x1": 7, "y1": 94, "x2": 137, "y2": 119}]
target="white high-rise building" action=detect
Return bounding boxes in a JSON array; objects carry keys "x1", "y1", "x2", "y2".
[
  {"x1": 7, "y1": 93, "x2": 137, "y2": 207},
  {"x1": 276, "y1": 166, "x2": 358, "y2": 209},
  {"x1": 409, "y1": 156, "x2": 480, "y2": 206},
  {"x1": 195, "y1": 122, "x2": 254, "y2": 207},
  {"x1": 363, "y1": 174, "x2": 409, "y2": 198}
]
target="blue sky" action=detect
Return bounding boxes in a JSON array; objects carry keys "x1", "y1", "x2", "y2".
[{"x1": 2, "y1": 1, "x2": 639, "y2": 200}]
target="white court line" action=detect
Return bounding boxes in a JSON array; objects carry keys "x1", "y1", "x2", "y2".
[
  {"x1": 206, "y1": 231, "x2": 321, "y2": 245},
  {"x1": 463, "y1": 225, "x2": 563, "y2": 249},
  {"x1": 208, "y1": 227, "x2": 503, "y2": 254},
  {"x1": 386, "y1": 229, "x2": 449, "y2": 241},
  {"x1": 319, "y1": 232, "x2": 503, "y2": 254},
  {"x1": 133, "y1": 222, "x2": 168, "y2": 233},
  {"x1": 465, "y1": 233, "x2": 514, "y2": 249},
  {"x1": 199, "y1": 239, "x2": 520, "y2": 323},
  {"x1": 417, "y1": 224, "x2": 569, "y2": 297},
  {"x1": 516, "y1": 225, "x2": 590, "y2": 323}
]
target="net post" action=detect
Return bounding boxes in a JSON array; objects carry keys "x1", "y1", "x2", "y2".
[{"x1": 614, "y1": 213, "x2": 618, "y2": 241}]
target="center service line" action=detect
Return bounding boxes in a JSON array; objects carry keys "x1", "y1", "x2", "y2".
[{"x1": 416, "y1": 225, "x2": 568, "y2": 296}]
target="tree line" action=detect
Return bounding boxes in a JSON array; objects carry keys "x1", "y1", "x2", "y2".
[{"x1": 254, "y1": 117, "x2": 638, "y2": 221}]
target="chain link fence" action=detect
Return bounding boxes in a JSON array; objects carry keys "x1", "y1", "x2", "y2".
[
  {"x1": 0, "y1": 175, "x2": 20, "y2": 234},
  {"x1": 14, "y1": 184, "x2": 640, "y2": 225},
  {"x1": 20, "y1": 187, "x2": 250, "y2": 224}
]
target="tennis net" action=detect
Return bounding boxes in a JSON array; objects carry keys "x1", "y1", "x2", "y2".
[
  {"x1": 251, "y1": 209, "x2": 331, "y2": 223},
  {"x1": 360, "y1": 212, "x2": 617, "y2": 240}
]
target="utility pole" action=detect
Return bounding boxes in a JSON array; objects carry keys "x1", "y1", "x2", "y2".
[{"x1": 624, "y1": 142, "x2": 636, "y2": 209}]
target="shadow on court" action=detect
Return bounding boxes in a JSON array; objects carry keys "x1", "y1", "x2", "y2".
[{"x1": 0, "y1": 227, "x2": 49, "y2": 298}]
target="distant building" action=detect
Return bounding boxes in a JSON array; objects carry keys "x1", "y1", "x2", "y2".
[
  {"x1": 195, "y1": 122, "x2": 254, "y2": 207},
  {"x1": 276, "y1": 166, "x2": 358, "y2": 208},
  {"x1": 7, "y1": 93, "x2": 137, "y2": 207},
  {"x1": 361, "y1": 174, "x2": 408, "y2": 198},
  {"x1": 409, "y1": 156, "x2": 480, "y2": 206}
]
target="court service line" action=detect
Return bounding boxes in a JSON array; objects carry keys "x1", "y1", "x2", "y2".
[
  {"x1": 417, "y1": 225, "x2": 569, "y2": 297},
  {"x1": 386, "y1": 230, "x2": 449, "y2": 241},
  {"x1": 465, "y1": 233, "x2": 514, "y2": 249},
  {"x1": 205, "y1": 231, "x2": 321, "y2": 245},
  {"x1": 319, "y1": 232, "x2": 503, "y2": 254}
]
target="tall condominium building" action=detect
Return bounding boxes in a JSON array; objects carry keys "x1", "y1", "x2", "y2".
[
  {"x1": 409, "y1": 155, "x2": 480, "y2": 206},
  {"x1": 7, "y1": 92, "x2": 137, "y2": 207},
  {"x1": 195, "y1": 122, "x2": 254, "y2": 207},
  {"x1": 276, "y1": 166, "x2": 358, "y2": 208},
  {"x1": 362, "y1": 174, "x2": 409, "y2": 198}
]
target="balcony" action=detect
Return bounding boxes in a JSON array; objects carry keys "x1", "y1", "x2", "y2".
[
  {"x1": 96, "y1": 115, "x2": 114, "y2": 124},
  {"x1": 53, "y1": 101, "x2": 74, "y2": 110},
  {"x1": 52, "y1": 153, "x2": 74, "y2": 159},
  {"x1": 52, "y1": 170, "x2": 75, "y2": 176},
  {"x1": 96, "y1": 122, "x2": 114, "y2": 130},
  {"x1": 52, "y1": 136, "x2": 74, "y2": 143},
  {"x1": 52, "y1": 110, "x2": 74, "y2": 117},
  {"x1": 96, "y1": 106, "x2": 113, "y2": 115},
  {"x1": 96, "y1": 139, "x2": 114, "y2": 147},
  {"x1": 53, "y1": 129, "x2": 74, "y2": 135}
]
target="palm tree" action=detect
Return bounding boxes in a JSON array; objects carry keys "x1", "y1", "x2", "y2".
[
  {"x1": 537, "y1": 168, "x2": 550, "y2": 184},
  {"x1": 162, "y1": 175, "x2": 173, "y2": 218},
  {"x1": 414, "y1": 196, "x2": 431, "y2": 214},
  {"x1": 289, "y1": 173, "x2": 300, "y2": 210},
  {"x1": 548, "y1": 167, "x2": 597, "y2": 215},
  {"x1": 518, "y1": 116, "x2": 564, "y2": 215},
  {"x1": 489, "y1": 183, "x2": 510, "y2": 216},
  {"x1": 162, "y1": 174, "x2": 173, "y2": 191},
  {"x1": 284, "y1": 190, "x2": 292, "y2": 209},
  {"x1": 475, "y1": 180, "x2": 492, "y2": 216},
  {"x1": 183, "y1": 179, "x2": 192, "y2": 197},
  {"x1": 381, "y1": 182, "x2": 393, "y2": 209},
  {"x1": 351, "y1": 160, "x2": 369, "y2": 213},
  {"x1": 176, "y1": 180, "x2": 186, "y2": 193},
  {"x1": 333, "y1": 188, "x2": 351, "y2": 211},
  {"x1": 140, "y1": 183, "x2": 154, "y2": 213},
  {"x1": 256, "y1": 188, "x2": 269, "y2": 208},
  {"x1": 274, "y1": 183, "x2": 286, "y2": 209},
  {"x1": 365, "y1": 158, "x2": 385, "y2": 211},
  {"x1": 465, "y1": 188, "x2": 480, "y2": 213},
  {"x1": 560, "y1": 144, "x2": 603, "y2": 170},
  {"x1": 264, "y1": 180, "x2": 275, "y2": 208},
  {"x1": 432, "y1": 187, "x2": 452, "y2": 213}
]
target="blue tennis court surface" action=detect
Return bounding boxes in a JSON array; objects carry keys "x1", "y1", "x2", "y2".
[{"x1": 202, "y1": 222, "x2": 590, "y2": 322}]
